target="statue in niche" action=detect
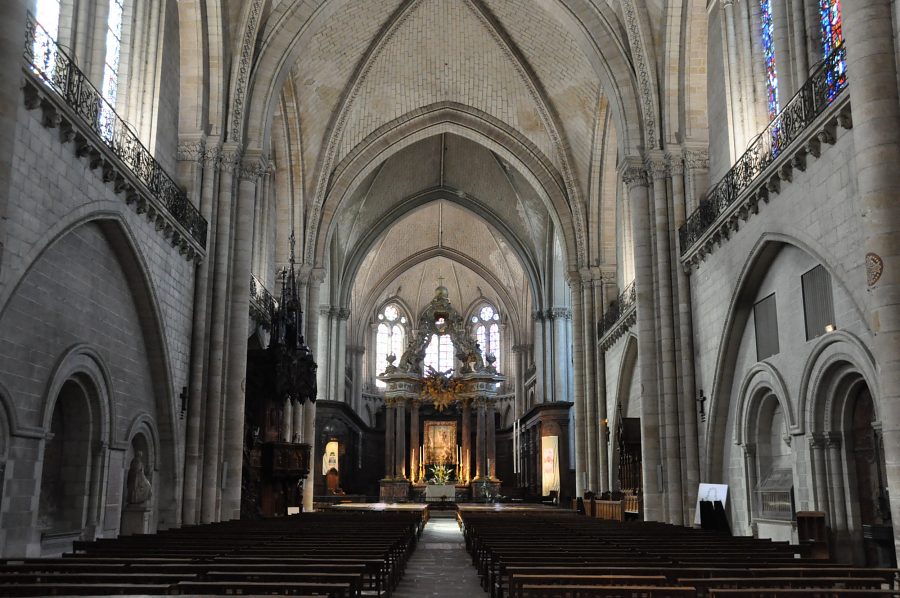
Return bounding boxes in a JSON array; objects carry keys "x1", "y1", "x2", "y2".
[{"x1": 127, "y1": 449, "x2": 152, "y2": 506}]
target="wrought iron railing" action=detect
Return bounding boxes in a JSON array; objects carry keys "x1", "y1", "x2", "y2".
[
  {"x1": 24, "y1": 13, "x2": 207, "y2": 248},
  {"x1": 597, "y1": 281, "x2": 636, "y2": 340},
  {"x1": 679, "y1": 43, "x2": 847, "y2": 255},
  {"x1": 249, "y1": 274, "x2": 276, "y2": 330}
]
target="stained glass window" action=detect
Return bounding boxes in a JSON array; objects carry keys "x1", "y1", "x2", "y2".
[
  {"x1": 375, "y1": 304, "x2": 407, "y2": 388},
  {"x1": 760, "y1": 0, "x2": 780, "y2": 118},
  {"x1": 472, "y1": 304, "x2": 501, "y2": 371},
  {"x1": 32, "y1": 0, "x2": 61, "y2": 74},
  {"x1": 819, "y1": 0, "x2": 846, "y2": 100},
  {"x1": 100, "y1": 0, "x2": 125, "y2": 140}
]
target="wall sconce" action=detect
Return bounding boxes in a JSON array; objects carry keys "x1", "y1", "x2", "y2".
[
  {"x1": 601, "y1": 418, "x2": 610, "y2": 444},
  {"x1": 824, "y1": 323, "x2": 836, "y2": 333}
]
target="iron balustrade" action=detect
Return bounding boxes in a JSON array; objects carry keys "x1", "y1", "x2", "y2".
[
  {"x1": 679, "y1": 43, "x2": 847, "y2": 255},
  {"x1": 24, "y1": 13, "x2": 208, "y2": 248},
  {"x1": 597, "y1": 281, "x2": 636, "y2": 340},
  {"x1": 250, "y1": 274, "x2": 277, "y2": 330}
]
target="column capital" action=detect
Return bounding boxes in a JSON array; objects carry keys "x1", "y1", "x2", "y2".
[
  {"x1": 336, "y1": 307, "x2": 351, "y2": 320},
  {"x1": 532, "y1": 309, "x2": 545, "y2": 322},
  {"x1": 665, "y1": 148, "x2": 685, "y2": 176},
  {"x1": 644, "y1": 150, "x2": 668, "y2": 181},
  {"x1": 742, "y1": 442, "x2": 756, "y2": 458},
  {"x1": 809, "y1": 433, "x2": 828, "y2": 449},
  {"x1": 684, "y1": 148, "x2": 709, "y2": 171},
  {"x1": 310, "y1": 267, "x2": 327, "y2": 285},
  {"x1": 176, "y1": 135, "x2": 206, "y2": 163},
  {"x1": 826, "y1": 432, "x2": 842, "y2": 449},
  {"x1": 511, "y1": 344, "x2": 530, "y2": 354},
  {"x1": 547, "y1": 307, "x2": 572, "y2": 320},
  {"x1": 621, "y1": 156, "x2": 649, "y2": 191},
  {"x1": 219, "y1": 143, "x2": 243, "y2": 173}
]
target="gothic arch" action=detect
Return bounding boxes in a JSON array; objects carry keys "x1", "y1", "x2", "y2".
[
  {"x1": 609, "y1": 332, "x2": 638, "y2": 487},
  {"x1": 802, "y1": 330, "x2": 879, "y2": 434},
  {"x1": 337, "y1": 185, "x2": 541, "y2": 311},
  {"x1": 704, "y1": 233, "x2": 869, "y2": 480},
  {"x1": 733, "y1": 362, "x2": 796, "y2": 448},
  {"x1": 350, "y1": 248, "x2": 524, "y2": 350},
  {"x1": 313, "y1": 104, "x2": 580, "y2": 268}
]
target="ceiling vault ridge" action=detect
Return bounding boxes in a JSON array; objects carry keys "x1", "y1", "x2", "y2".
[{"x1": 337, "y1": 184, "x2": 542, "y2": 300}]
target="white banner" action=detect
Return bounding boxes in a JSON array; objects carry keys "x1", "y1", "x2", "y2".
[{"x1": 541, "y1": 435, "x2": 560, "y2": 495}]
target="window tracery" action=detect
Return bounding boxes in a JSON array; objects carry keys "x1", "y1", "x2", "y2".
[
  {"x1": 375, "y1": 303, "x2": 406, "y2": 388},
  {"x1": 471, "y1": 303, "x2": 501, "y2": 370},
  {"x1": 100, "y1": 0, "x2": 125, "y2": 139}
]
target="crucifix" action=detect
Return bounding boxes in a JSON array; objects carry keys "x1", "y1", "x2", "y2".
[{"x1": 696, "y1": 390, "x2": 707, "y2": 422}]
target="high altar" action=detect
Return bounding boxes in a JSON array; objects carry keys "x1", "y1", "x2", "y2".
[{"x1": 378, "y1": 286, "x2": 504, "y2": 501}]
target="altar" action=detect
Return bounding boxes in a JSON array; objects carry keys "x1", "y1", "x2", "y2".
[
  {"x1": 377, "y1": 286, "x2": 505, "y2": 501},
  {"x1": 424, "y1": 484, "x2": 456, "y2": 502}
]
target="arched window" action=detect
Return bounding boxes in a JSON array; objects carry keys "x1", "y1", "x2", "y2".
[
  {"x1": 760, "y1": 0, "x2": 780, "y2": 118},
  {"x1": 423, "y1": 334, "x2": 454, "y2": 373},
  {"x1": 374, "y1": 304, "x2": 406, "y2": 388},
  {"x1": 32, "y1": 0, "x2": 62, "y2": 72},
  {"x1": 819, "y1": 0, "x2": 845, "y2": 99},
  {"x1": 471, "y1": 304, "x2": 501, "y2": 370},
  {"x1": 99, "y1": 0, "x2": 125, "y2": 139}
]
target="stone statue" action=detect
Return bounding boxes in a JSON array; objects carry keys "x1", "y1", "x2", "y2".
[{"x1": 127, "y1": 449, "x2": 152, "y2": 505}]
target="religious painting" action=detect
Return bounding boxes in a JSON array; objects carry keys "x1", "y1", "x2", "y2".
[
  {"x1": 424, "y1": 421, "x2": 457, "y2": 465},
  {"x1": 541, "y1": 435, "x2": 560, "y2": 495},
  {"x1": 321, "y1": 440, "x2": 339, "y2": 474}
]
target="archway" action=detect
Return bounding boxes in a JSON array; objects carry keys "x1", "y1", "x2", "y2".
[{"x1": 38, "y1": 376, "x2": 103, "y2": 554}]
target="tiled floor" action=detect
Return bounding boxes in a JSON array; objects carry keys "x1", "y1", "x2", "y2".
[{"x1": 393, "y1": 517, "x2": 488, "y2": 597}]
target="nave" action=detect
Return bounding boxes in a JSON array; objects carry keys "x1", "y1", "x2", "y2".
[{"x1": 1, "y1": 507, "x2": 898, "y2": 597}]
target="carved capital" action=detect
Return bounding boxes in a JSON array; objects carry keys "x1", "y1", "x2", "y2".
[
  {"x1": 547, "y1": 307, "x2": 572, "y2": 320},
  {"x1": 219, "y1": 145, "x2": 243, "y2": 173},
  {"x1": 809, "y1": 433, "x2": 827, "y2": 449},
  {"x1": 177, "y1": 138, "x2": 206, "y2": 163},
  {"x1": 337, "y1": 307, "x2": 352, "y2": 320},
  {"x1": 826, "y1": 432, "x2": 842, "y2": 449},
  {"x1": 666, "y1": 151, "x2": 685, "y2": 176},
  {"x1": 531, "y1": 309, "x2": 545, "y2": 322},
  {"x1": 684, "y1": 149, "x2": 709, "y2": 171},
  {"x1": 644, "y1": 154, "x2": 668, "y2": 181},
  {"x1": 621, "y1": 158, "x2": 648, "y2": 191}
]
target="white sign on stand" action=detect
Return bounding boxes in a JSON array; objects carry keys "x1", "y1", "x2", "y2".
[{"x1": 693, "y1": 483, "x2": 729, "y2": 526}]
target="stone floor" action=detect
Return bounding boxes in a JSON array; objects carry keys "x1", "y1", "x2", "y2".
[{"x1": 393, "y1": 515, "x2": 487, "y2": 597}]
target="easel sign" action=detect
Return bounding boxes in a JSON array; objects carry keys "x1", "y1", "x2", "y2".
[{"x1": 693, "y1": 483, "x2": 728, "y2": 526}]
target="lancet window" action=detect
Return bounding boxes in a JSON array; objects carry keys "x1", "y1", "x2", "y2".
[
  {"x1": 375, "y1": 303, "x2": 407, "y2": 388},
  {"x1": 33, "y1": 0, "x2": 61, "y2": 72},
  {"x1": 471, "y1": 304, "x2": 501, "y2": 370},
  {"x1": 760, "y1": 0, "x2": 780, "y2": 118},
  {"x1": 100, "y1": 0, "x2": 125, "y2": 139},
  {"x1": 819, "y1": 0, "x2": 845, "y2": 100}
]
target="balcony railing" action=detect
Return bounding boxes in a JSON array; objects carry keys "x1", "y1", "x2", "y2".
[
  {"x1": 24, "y1": 13, "x2": 207, "y2": 248},
  {"x1": 598, "y1": 281, "x2": 636, "y2": 340},
  {"x1": 679, "y1": 43, "x2": 847, "y2": 255},
  {"x1": 250, "y1": 274, "x2": 276, "y2": 330}
]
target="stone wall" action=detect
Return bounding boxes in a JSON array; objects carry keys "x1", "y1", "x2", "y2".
[{"x1": 0, "y1": 101, "x2": 196, "y2": 556}]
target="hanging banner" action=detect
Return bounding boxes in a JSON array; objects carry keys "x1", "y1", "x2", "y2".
[
  {"x1": 541, "y1": 435, "x2": 560, "y2": 495},
  {"x1": 322, "y1": 440, "x2": 340, "y2": 475}
]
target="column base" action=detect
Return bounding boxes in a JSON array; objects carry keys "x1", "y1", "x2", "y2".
[{"x1": 379, "y1": 479, "x2": 410, "y2": 502}]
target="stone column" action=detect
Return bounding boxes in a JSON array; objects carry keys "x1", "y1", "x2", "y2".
[
  {"x1": 669, "y1": 150, "x2": 700, "y2": 522},
  {"x1": 622, "y1": 157, "x2": 663, "y2": 521},
  {"x1": 568, "y1": 276, "x2": 587, "y2": 498},
  {"x1": 292, "y1": 399, "x2": 303, "y2": 443},
  {"x1": 580, "y1": 275, "x2": 597, "y2": 492},
  {"x1": 810, "y1": 433, "x2": 831, "y2": 524},
  {"x1": 487, "y1": 401, "x2": 497, "y2": 479},
  {"x1": 550, "y1": 309, "x2": 571, "y2": 403},
  {"x1": 790, "y1": 0, "x2": 809, "y2": 80},
  {"x1": 843, "y1": 1, "x2": 900, "y2": 559},
  {"x1": 743, "y1": 444, "x2": 758, "y2": 528},
  {"x1": 334, "y1": 308, "x2": 350, "y2": 403},
  {"x1": 222, "y1": 154, "x2": 264, "y2": 520},
  {"x1": 394, "y1": 400, "x2": 406, "y2": 479},
  {"x1": 512, "y1": 345, "x2": 526, "y2": 419},
  {"x1": 722, "y1": 0, "x2": 747, "y2": 153},
  {"x1": 349, "y1": 346, "x2": 365, "y2": 413},
  {"x1": 461, "y1": 399, "x2": 472, "y2": 482},
  {"x1": 647, "y1": 153, "x2": 683, "y2": 525},
  {"x1": 409, "y1": 401, "x2": 420, "y2": 483},
  {"x1": 826, "y1": 433, "x2": 848, "y2": 536},
  {"x1": 532, "y1": 311, "x2": 546, "y2": 402},
  {"x1": 302, "y1": 271, "x2": 324, "y2": 512},
  {"x1": 593, "y1": 275, "x2": 610, "y2": 493},
  {"x1": 283, "y1": 398, "x2": 293, "y2": 443},
  {"x1": 384, "y1": 400, "x2": 395, "y2": 480},
  {"x1": 318, "y1": 307, "x2": 333, "y2": 401},
  {"x1": 182, "y1": 142, "x2": 219, "y2": 525},
  {"x1": 200, "y1": 145, "x2": 239, "y2": 523},
  {"x1": 475, "y1": 399, "x2": 486, "y2": 479}
]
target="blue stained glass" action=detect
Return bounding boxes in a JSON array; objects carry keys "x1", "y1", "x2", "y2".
[
  {"x1": 819, "y1": 0, "x2": 845, "y2": 101},
  {"x1": 760, "y1": 0, "x2": 780, "y2": 119}
]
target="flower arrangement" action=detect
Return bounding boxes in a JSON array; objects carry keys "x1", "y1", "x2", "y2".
[
  {"x1": 421, "y1": 366, "x2": 465, "y2": 412},
  {"x1": 429, "y1": 464, "x2": 453, "y2": 485}
]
